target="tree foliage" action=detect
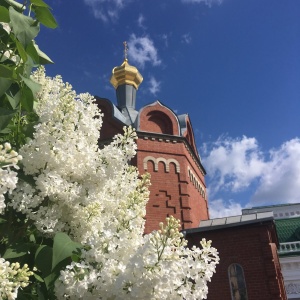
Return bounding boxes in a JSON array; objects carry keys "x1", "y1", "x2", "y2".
[{"x1": 0, "y1": 0, "x2": 57, "y2": 149}]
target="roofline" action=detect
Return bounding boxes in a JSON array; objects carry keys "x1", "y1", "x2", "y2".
[
  {"x1": 244, "y1": 203, "x2": 300, "y2": 210},
  {"x1": 183, "y1": 215, "x2": 275, "y2": 234},
  {"x1": 95, "y1": 96, "x2": 128, "y2": 126}
]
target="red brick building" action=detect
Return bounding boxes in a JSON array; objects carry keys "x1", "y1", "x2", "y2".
[
  {"x1": 96, "y1": 57, "x2": 287, "y2": 299},
  {"x1": 185, "y1": 212, "x2": 286, "y2": 300},
  {"x1": 97, "y1": 58, "x2": 208, "y2": 233}
]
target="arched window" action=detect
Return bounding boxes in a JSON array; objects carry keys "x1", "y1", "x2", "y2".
[{"x1": 228, "y1": 264, "x2": 248, "y2": 300}]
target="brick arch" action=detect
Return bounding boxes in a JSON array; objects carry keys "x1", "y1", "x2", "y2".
[
  {"x1": 156, "y1": 157, "x2": 168, "y2": 172},
  {"x1": 143, "y1": 156, "x2": 158, "y2": 171},
  {"x1": 147, "y1": 111, "x2": 173, "y2": 135},
  {"x1": 137, "y1": 101, "x2": 180, "y2": 135},
  {"x1": 167, "y1": 158, "x2": 180, "y2": 173},
  {"x1": 143, "y1": 156, "x2": 180, "y2": 173}
]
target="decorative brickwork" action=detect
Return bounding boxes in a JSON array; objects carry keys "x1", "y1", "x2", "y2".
[
  {"x1": 136, "y1": 131, "x2": 209, "y2": 233},
  {"x1": 143, "y1": 156, "x2": 180, "y2": 173},
  {"x1": 188, "y1": 166, "x2": 206, "y2": 199}
]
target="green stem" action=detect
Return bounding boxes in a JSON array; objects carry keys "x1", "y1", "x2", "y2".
[{"x1": 16, "y1": 102, "x2": 22, "y2": 150}]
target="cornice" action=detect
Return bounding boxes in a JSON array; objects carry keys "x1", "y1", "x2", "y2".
[{"x1": 137, "y1": 131, "x2": 206, "y2": 176}]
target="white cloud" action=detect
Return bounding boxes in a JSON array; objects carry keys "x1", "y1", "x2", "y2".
[
  {"x1": 161, "y1": 34, "x2": 169, "y2": 48},
  {"x1": 182, "y1": 0, "x2": 223, "y2": 7},
  {"x1": 127, "y1": 34, "x2": 161, "y2": 68},
  {"x1": 203, "y1": 136, "x2": 265, "y2": 193},
  {"x1": 251, "y1": 138, "x2": 300, "y2": 205},
  {"x1": 181, "y1": 33, "x2": 192, "y2": 44},
  {"x1": 148, "y1": 76, "x2": 161, "y2": 96},
  {"x1": 83, "y1": 0, "x2": 128, "y2": 22},
  {"x1": 203, "y1": 136, "x2": 300, "y2": 211},
  {"x1": 137, "y1": 14, "x2": 146, "y2": 29},
  {"x1": 208, "y1": 198, "x2": 243, "y2": 218}
]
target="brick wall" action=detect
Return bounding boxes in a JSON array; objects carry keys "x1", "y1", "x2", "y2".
[
  {"x1": 96, "y1": 97, "x2": 209, "y2": 233},
  {"x1": 137, "y1": 136, "x2": 208, "y2": 233}
]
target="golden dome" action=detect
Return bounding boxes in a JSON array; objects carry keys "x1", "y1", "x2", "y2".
[{"x1": 110, "y1": 59, "x2": 143, "y2": 90}]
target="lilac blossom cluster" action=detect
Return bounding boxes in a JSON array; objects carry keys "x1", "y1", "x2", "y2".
[
  {"x1": 0, "y1": 258, "x2": 33, "y2": 300},
  {"x1": 4, "y1": 68, "x2": 219, "y2": 299},
  {"x1": 0, "y1": 143, "x2": 22, "y2": 214}
]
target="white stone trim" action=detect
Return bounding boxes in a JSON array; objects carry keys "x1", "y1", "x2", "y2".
[
  {"x1": 143, "y1": 156, "x2": 180, "y2": 173},
  {"x1": 285, "y1": 282, "x2": 300, "y2": 297},
  {"x1": 188, "y1": 166, "x2": 206, "y2": 198},
  {"x1": 280, "y1": 256, "x2": 300, "y2": 298},
  {"x1": 279, "y1": 242, "x2": 300, "y2": 254},
  {"x1": 274, "y1": 207, "x2": 300, "y2": 219}
]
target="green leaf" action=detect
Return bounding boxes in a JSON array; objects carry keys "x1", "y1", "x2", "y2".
[
  {"x1": 33, "y1": 272, "x2": 44, "y2": 283},
  {"x1": 15, "y1": 38, "x2": 28, "y2": 62},
  {"x1": 0, "y1": 6, "x2": 10, "y2": 22},
  {"x1": 35, "y1": 245, "x2": 54, "y2": 289},
  {"x1": 35, "y1": 244, "x2": 67, "y2": 291},
  {"x1": 30, "y1": 0, "x2": 50, "y2": 8},
  {"x1": 3, "y1": 243, "x2": 31, "y2": 259},
  {"x1": 44, "y1": 271, "x2": 59, "y2": 290},
  {"x1": 36, "y1": 283, "x2": 48, "y2": 300},
  {"x1": 52, "y1": 232, "x2": 82, "y2": 270},
  {"x1": 0, "y1": 64, "x2": 14, "y2": 79},
  {"x1": 35, "y1": 245, "x2": 53, "y2": 277},
  {"x1": 26, "y1": 41, "x2": 39, "y2": 64},
  {"x1": 29, "y1": 233, "x2": 36, "y2": 243},
  {"x1": 22, "y1": 120, "x2": 38, "y2": 139},
  {"x1": 23, "y1": 55, "x2": 36, "y2": 77},
  {"x1": 0, "y1": 217, "x2": 7, "y2": 224},
  {"x1": 0, "y1": 78, "x2": 12, "y2": 97},
  {"x1": 0, "y1": 24, "x2": 10, "y2": 43},
  {"x1": 71, "y1": 253, "x2": 81, "y2": 263},
  {"x1": 1, "y1": 0, "x2": 25, "y2": 12},
  {"x1": 0, "y1": 127, "x2": 11, "y2": 134},
  {"x1": 20, "y1": 75, "x2": 41, "y2": 112},
  {"x1": 20, "y1": 75, "x2": 42, "y2": 95},
  {"x1": 6, "y1": 91, "x2": 20, "y2": 109},
  {"x1": 9, "y1": 6, "x2": 40, "y2": 47},
  {"x1": 18, "y1": 171, "x2": 36, "y2": 185},
  {"x1": 0, "y1": 108, "x2": 16, "y2": 131},
  {"x1": 34, "y1": 6, "x2": 57, "y2": 29},
  {"x1": 34, "y1": 42, "x2": 54, "y2": 64},
  {"x1": 21, "y1": 84, "x2": 34, "y2": 112},
  {"x1": 26, "y1": 41, "x2": 53, "y2": 64}
]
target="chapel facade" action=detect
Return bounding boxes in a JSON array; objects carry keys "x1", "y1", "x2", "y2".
[{"x1": 96, "y1": 57, "x2": 209, "y2": 233}]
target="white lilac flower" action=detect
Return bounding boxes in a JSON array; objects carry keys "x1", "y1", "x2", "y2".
[
  {"x1": 7, "y1": 67, "x2": 219, "y2": 299},
  {"x1": 0, "y1": 143, "x2": 22, "y2": 214},
  {"x1": 0, "y1": 258, "x2": 33, "y2": 300}
]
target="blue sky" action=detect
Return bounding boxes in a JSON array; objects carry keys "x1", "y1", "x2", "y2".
[{"x1": 37, "y1": 0, "x2": 300, "y2": 218}]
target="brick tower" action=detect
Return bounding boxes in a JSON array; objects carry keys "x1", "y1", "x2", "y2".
[{"x1": 96, "y1": 56, "x2": 209, "y2": 233}]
